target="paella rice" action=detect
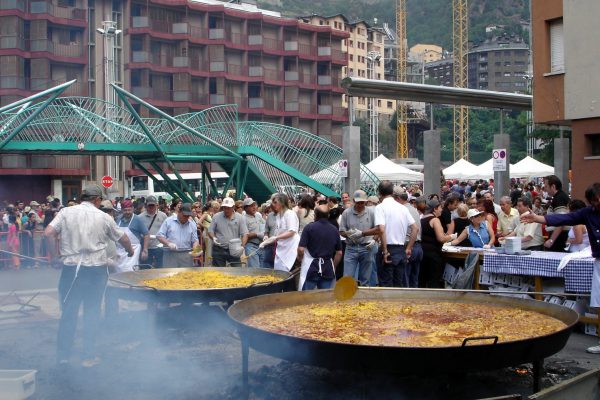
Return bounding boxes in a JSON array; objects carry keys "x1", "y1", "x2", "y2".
[
  {"x1": 141, "y1": 270, "x2": 283, "y2": 289},
  {"x1": 243, "y1": 300, "x2": 567, "y2": 347}
]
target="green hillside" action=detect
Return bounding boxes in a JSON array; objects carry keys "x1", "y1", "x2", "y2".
[{"x1": 258, "y1": 0, "x2": 530, "y2": 49}]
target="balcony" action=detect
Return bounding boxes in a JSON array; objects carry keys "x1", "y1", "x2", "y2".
[
  {"x1": 284, "y1": 71, "x2": 298, "y2": 81},
  {"x1": 30, "y1": 39, "x2": 84, "y2": 58},
  {"x1": 248, "y1": 66, "x2": 263, "y2": 77},
  {"x1": 317, "y1": 75, "x2": 332, "y2": 85},
  {"x1": 191, "y1": 92, "x2": 208, "y2": 104},
  {"x1": 210, "y1": 61, "x2": 225, "y2": 72},
  {"x1": 248, "y1": 98, "x2": 263, "y2": 108},
  {"x1": 0, "y1": 0, "x2": 25, "y2": 11},
  {"x1": 172, "y1": 22, "x2": 189, "y2": 34},
  {"x1": 285, "y1": 101, "x2": 299, "y2": 112},
  {"x1": 0, "y1": 76, "x2": 26, "y2": 89},
  {"x1": 0, "y1": 35, "x2": 26, "y2": 50},
  {"x1": 131, "y1": 16, "x2": 149, "y2": 28},
  {"x1": 263, "y1": 37, "x2": 282, "y2": 52},
  {"x1": 173, "y1": 56, "x2": 189, "y2": 67},
  {"x1": 189, "y1": 57, "x2": 209, "y2": 72},
  {"x1": 226, "y1": 63, "x2": 247, "y2": 76},
  {"x1": 209, "y1": 94, "x2": 225, "y2": 104},
  {"x1": 317, "y1": 46, "x2": 331, "y2": 56},
  {"x1": 299, "y1": 103, "x2": 316, "y2": 114},
  {"x1": 263, "y1": 68, "x2": 282, "y2": 82},
  {"x1": 248, "y1": 35, "x2": 262, "y2": 46},
  {"x1": 0, "y1": 154, "x2": 89, "y2": 173},
  {"x1": 132, "y1": 51, "x2": 150, "y2": 63},
  {"x1": 284, "y1": 41, "x2": 298, "y2": 51},
  {"x1": 298, "y1": 43, "x2": 315, "y2": 56},
  {"x1": 29, "y1": 79, "x2": 87, "y2": 96},
  {"x1": 209, "y1": 28, "x2": 224, "y2": 40},
  {"x1": 173, "y1": 91, "x2": 189, "y2": 102},
  {"x1": 30, "y1": 1, "x2": 86, "y2": 21},
  {"x1": 318, "y1": 105, "x2": 332, "y2": 114},
  {"x1": 331, "y1": 49, "x2": 346, "y2": 63}
]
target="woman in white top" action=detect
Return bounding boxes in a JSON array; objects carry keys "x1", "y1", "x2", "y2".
[
  {"x1": 270, "y1": 193, "x2": 300, "y2": 272},
  {"x1": 566, "y1": 199, "x2": 590, "y2": 252},
  {"x1": 295, "y1": 194, "x2": 315, "y2": 235}
]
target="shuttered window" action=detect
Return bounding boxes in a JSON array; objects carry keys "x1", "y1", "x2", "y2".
[{"x1": 550, "y1": 19, "x2": 564, "y2": 73}]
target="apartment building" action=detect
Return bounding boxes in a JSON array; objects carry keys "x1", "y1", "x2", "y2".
[
  {"x1": 410, "y1": 43, "x2": 442, "y2": 63},
  {"x1": 300, "y1": 14, "x2": 396, "y2": 123},
  {"x1": 424, "y1": 57, "x2": 454, "y2": 87},
  {"x1": 467, "y1": 34, "x2": 530, "y2": 93},
  {"x1": 531, "y1": 0, "x2": 600, "y2": 199},
  {"x1": 0, "y1": 0, "x2": 349, "y2": 201}
]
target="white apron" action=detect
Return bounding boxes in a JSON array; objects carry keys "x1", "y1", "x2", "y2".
[
  {"x1": 298, "y1": 249, "x2": 336, "y2": 291},
  {"x1": 114, "y1": 218, "x2": 141, "y2": 274},
  {"x1": 274, "y1": 211, "x2": 300, "y2": 272}
]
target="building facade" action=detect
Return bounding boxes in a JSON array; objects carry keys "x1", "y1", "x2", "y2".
[
  {"x1": 467, "y1": 34, "x2": 530, "y2": 93},
  {"x1": 424, "y1": 57, "x2": 454, "y2": 87},
  {"x1": 410, "y1": 43, "x2": 442, "y2": 63},
  {"x1": 0, "y1": 0, "x2": 349, "y2": 201},
  {"x1": 531, "y1": 0, "x2": 600, "y2": 199}
]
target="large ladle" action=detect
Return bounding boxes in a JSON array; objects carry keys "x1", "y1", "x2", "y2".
[{"x1": 334, "y1": 276, "x2": 358, "y2": 301}]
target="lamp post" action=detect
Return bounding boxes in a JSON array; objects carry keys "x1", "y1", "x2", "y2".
[
  {"x1": 97, "y1": 21, "x2": 122, "y2": 186},
  {"x1": 366, "y1": 51, "x2": 381, "y2": 161}
]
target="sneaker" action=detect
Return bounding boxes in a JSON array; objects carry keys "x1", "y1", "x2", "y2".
[
  {"x1": 586, "y1": 344, "x2": 600, "y2": 354},
  {"x1": 81, "y1": 357, "x2": 101, "y2": 367}
]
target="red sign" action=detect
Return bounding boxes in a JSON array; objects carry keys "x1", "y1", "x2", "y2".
[{"x1": 101, "y1": 175, "x2": 114, "y2": 188}]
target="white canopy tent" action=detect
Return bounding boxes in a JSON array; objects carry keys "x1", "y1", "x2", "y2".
[
  {"x1": 475, "y1": 158, "x2": 519, "y2": 180},
  {"x1": 511, "y1": 156, "x2": 554, "y2": 178},
  {"x1": 442, "y1": 158, "x2": 480, "y2": 180},
  {"x1": 366, "y1": 154, "x2": 424, "y2": 182}
]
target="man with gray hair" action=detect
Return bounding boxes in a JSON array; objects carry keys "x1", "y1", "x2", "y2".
[
  {"x1": 208, "y1": 197, "x2": 249, "y2": 267},
  {"x1": 497, "y1": 195, "x2": 519, "y2": 240},
  {"x1": 45, "y1": 184, "x2": 134, "y2": 367},
  {"x1": 242, "y1": 198, "x2": 264, "y2": 267},
  {"x1": 340, "y1": 190, "x2": 379, "y2": 286},
  {"x1": 394, "y1": 186, "x2": 423, "y2": 288}
]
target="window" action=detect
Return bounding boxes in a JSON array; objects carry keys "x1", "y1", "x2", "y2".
[
  {"x1": 349, "y1": 54, "x2": 353, "y2": 61},
  {"x1": 549, "y1": 19, "x2": 564, "y2": 72},
  {"x1": 504, "y1": 72, "x2": 511, "y2": 77},
  {"x1": 504, "y1": 61, "x2": 511, "y2": 67},
  {"x1": 589, "y1": 134, "x2": 600, "y2": 156},
  {"x1": 387, "y1": 101, "x2": 393, "y2": 108}
]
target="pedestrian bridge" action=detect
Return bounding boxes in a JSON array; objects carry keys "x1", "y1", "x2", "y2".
[{"x1": 0, "y1": 81, "x2": 378, "y2": 203}]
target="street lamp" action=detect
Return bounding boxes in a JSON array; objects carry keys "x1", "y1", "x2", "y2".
[
  {"x1": 366, "y1": 51, "x2": 381, "y2": 161},
  {"x1": 97, "y1": 21, "x2": 122, "y2": 187}
]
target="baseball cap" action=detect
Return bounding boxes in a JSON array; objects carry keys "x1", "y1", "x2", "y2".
[
  {"x1": 100, "y1": 200, "x2": 115, "y2": 211},
  {"x1": 393, "y1": 185, "x2": 406, "y2": 196},
  {"x1": 243, "y1": 198, "x2": 256, "y2": 207},
  {"x1": 222, "y1": 197, "x2": 235, "y2": 208},
  {"x1": 146, "y1": 195, "x2": 158, "y2": 205},
  {"x1": 82, "y1": 184, "x2": 103, "y2": 198},
  {"x1": 29, "y1": 201, "x2": 40, "y2": 206},
  {"x1": 121, "y1": 199, "x2": 133, "y2": 208},
  {"x1": 367, "y1": 195, "x2": 379, "y2": 204},
  {"x1": 425, "y1": 199, "x2": 440, "y2": 213},
  {"x1": 353, "y1": 190, "x2": 368, "y2": 202},
  {"x1": 180, "y1": 203, "x2": 193, "y2": 216},
  {"x1": 467, "y1": 209, "x2": 484, "y2": 219}
]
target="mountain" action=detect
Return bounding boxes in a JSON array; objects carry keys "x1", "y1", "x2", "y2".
[{"x1": 258, "y1": 0, "x2": 530, "y2": 50}]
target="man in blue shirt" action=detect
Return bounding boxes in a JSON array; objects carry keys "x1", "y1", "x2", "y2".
[
  {"x1": 522, "y1": 182, "x2": 600, "y2": 353},
  {"x1": 157, "y1": 203, "x2": 199, "y2": 267},
  {"x1": 115, "y1": 199, "x2": 149, "y2": 273},
  {"x1": 297, "y1": 204, "x2": 343, "y2": 290}
]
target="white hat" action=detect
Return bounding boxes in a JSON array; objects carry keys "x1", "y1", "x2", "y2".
[
  {"x1": 222, "y1": 197, "x2": 235, "y2": 208},
  {"x1": 353, "y1": 190, "x2": 368, "y2": 202},
  {"x1": 467, "y1": 209, "x2": 484, "y2": 219},
  {"x1": 242, "y1": 198, "x2": 256, "y2": 207}
]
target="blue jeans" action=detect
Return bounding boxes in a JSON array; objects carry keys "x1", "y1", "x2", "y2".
[
  {"x1": 57, "y1": 264, "x2": 108, "y2": 360},
  {"x1": 212, "y1": 245, "x2": 241, "y2": 267},
  {"x1": 261, "y1": 244, "x2": 275, "y2": 269},
  {"x1": 244, "y1": 242, "x2": 262, "y2": 268},
  {"x1": 343, "y1": 244, "x2": 373, "y2": 286},
  {"x1": 405, "y1": 242, "x2": 423, "y2": 288},
  {"x1": 302, "y1": 277, "x2": 335, "y2": 290},
  {"x1": 377, "y1": 245, "x2": 407, "y2": 287},
  {"x1": 370, "y1": 242, "x2": 379, "y2": 286}
]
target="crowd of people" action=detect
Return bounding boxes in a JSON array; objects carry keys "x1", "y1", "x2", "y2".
[{"x1": 2, "y1": 174, "x2": 600, "y2": 363}]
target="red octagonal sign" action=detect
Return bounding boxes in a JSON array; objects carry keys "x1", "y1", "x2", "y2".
[{"x1": 101, "y1": 175, "x2": 114, "y2": 188}]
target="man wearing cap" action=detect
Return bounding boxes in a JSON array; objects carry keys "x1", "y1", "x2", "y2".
[
  {"x1": 44, "y1": 184, "x2": 134, "y2": 367},
  {"x1": 114, "y1": 199, "x2": 149, "y2": 273},
  {"x1": 208, "y1": 197, "x2": 249, "y2": 267},
  {"x1": 242, "y1": 198, "x2": 264, "y2": 268},
  {"x1": 395, "y1": 187, "x2": 423, "y2": 288},
  {"x1": 139, "y1": 195, "x2": 168, "y2": 268},
  {"x1": 157, "y1": 203, "x2": 199, "y2": 267},
  {"x1": 340, "y1": 190, "x2": 379, "y2": 286},
  {"x1": 374, "y1": 180, "x2": 419, "y2": 287}
]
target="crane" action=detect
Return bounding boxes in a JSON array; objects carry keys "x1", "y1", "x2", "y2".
[
  {"x1": 396, "y1": 0, "x2": 408, "y2": 159},
  {"x1": 453, "y1": 0, "x2": 469, "y2": 161}
]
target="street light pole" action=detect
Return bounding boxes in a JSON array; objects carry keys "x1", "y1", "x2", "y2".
[{"x1": 367, "y1": 51, "x2": 381, "y2": 161}]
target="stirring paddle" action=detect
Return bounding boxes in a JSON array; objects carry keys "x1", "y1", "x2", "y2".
[{"x1": 334, "y1": 276, "x2": 358, "y2": 301}]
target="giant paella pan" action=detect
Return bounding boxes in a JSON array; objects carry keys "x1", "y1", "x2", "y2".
[
  {"x1": 107, "y1": 267, "x2": 296, "y2": 304},
  {"x1": 228, "y1": 288, "x2": 579, "y2": 391}
]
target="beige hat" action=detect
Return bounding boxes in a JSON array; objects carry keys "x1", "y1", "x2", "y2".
[
  {"x1": 393, "y1": 185, "x2": 406, "y2": 196},
  {"x1": 222, "y1": 197, "x2": 235, "y2": 208},
  {"x1": 243, "y1": 198, "x2": 256, "y2": 207},
  {"x1": 367, "y1": 195, "x2": 379, "y2": 204},
  {"x1": 100, "y1": 199, "x2": 115, "y2": 211},
  {"x1": 467, "y1": 209, "x2": 484, "y2": 219},
  {"x1": 353, "y1": 190, "x2": 368, "y2": 202},
  {"x1": 29, "y1": 201, "x2": 40, "y2": 206},
  {"x1": 82, "y1": 184, "x2": 103, "y2": 198}
]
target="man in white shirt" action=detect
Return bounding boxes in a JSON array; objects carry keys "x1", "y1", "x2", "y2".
[
  {"x1": 375, "y1": 181, "x2": 419, "y2": 287},
  {"x1": 497, "y1": 196, "x2": 519, "y2": 239}
]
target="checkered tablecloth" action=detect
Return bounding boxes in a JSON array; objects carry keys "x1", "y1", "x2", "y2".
[{"x1": 482, "y1": 250, "x2": 596, "y2": 293}]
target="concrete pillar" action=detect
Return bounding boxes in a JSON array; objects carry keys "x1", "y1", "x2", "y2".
[
  {"x1": 493, "y1": 134, "x2": 510, "y2": 199},
  {"x1": 423, "y1": 129, "x2": 441, "y2": 197},
  {"x1": 343, "y1": 125, "x2": 361, "y2": 195},
  {"x1": 554, "y1": 137, "x2": 570, "y2": 191}
]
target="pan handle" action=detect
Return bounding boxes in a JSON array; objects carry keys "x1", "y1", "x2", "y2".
[
  {"x1": 461, "y1": 335, "x2": 499, "y2": 346},
  {"x1": 108, "y1": 277, "x2": 158, "y2": 292},
  {"x1": 247, "y1": 280, "x2": 275, "y2": 288}
]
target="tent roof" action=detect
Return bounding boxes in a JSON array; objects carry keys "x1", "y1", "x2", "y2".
[
  {"x1": 442, "y1": 158, "x2": 479, "y2": 180},
  {"x1": 511, "y1": 156, "x2": 554, "y2": 178},
  {"x1": 366, "y1": 154, "x2": 423, "y2": 181}
]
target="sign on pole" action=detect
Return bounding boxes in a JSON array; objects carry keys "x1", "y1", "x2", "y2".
[
  {"x1": 338, "y1": 159, "x2": 348, "y2": 178},
  {"x1": 492, "y1": 149, "x2": 507, "y2": 172},
  {"x1": 101, "y1": 175, "x2": 114, "y2": 188}
]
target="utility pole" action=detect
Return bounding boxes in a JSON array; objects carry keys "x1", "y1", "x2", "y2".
[
  {"x1": 453, "y1": 0, "x2": 469, "y2": 161},
  {"x1": 367, "y1": 51, "x2": 381, "y2": 161}
]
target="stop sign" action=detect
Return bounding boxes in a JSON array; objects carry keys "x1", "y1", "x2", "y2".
[{"x1": 101, "y1": 175, "x2": 114, "y2": 188}]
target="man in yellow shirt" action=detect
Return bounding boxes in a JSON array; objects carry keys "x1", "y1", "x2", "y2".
[{"x1": 497, "y1": 196, "x2": 519, "y2": 240}]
